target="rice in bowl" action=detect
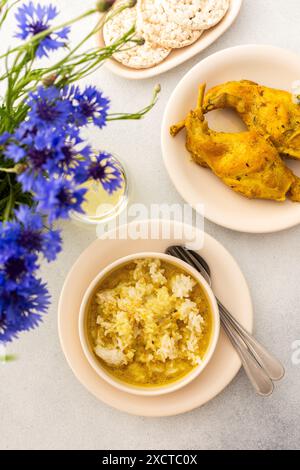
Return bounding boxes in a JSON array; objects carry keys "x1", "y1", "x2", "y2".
[{"x1": 86, "y1": 257, "x2": 214, "y2": 387}]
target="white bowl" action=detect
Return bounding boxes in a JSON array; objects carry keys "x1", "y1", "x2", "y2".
[{"x1": 79, "y1": 252, "x2": 220, "y2": 396}]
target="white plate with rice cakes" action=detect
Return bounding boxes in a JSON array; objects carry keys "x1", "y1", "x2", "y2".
[{"x1": 99, "y1": 0, "x2": 243, "y2": 79}]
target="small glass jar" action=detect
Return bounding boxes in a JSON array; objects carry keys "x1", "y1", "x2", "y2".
[{"x1": 70, "y1": 153, "x2": 129, "y2": 226}]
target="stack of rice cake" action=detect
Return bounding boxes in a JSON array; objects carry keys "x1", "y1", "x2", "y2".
[{"x1": 103, "y1": 0, "x2": 230, "y2": 69}]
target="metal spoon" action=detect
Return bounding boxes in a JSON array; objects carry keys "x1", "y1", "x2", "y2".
[
  {"x1": 166, "y1": 245, "x2": 285, "y2": 395},
  {"x1": 220, "y1": 312, "x2": 274, "y2": 396},
  {"x1": 185, "y1": 247, "x2": 284, "y2": 381}
]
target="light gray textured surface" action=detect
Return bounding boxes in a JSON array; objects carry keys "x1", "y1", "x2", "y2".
[{"x1": 1, "y1": 0, "x2": 300, "y2": 450}]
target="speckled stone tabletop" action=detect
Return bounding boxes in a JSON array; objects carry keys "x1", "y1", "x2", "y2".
[{"x1": 1, "y1": 0, "x2": 300, "y2": 450}]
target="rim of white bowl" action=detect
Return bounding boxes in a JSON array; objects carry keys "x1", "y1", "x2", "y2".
[{"x1": 78, "y1": 252, "x2": 220, "y2": 397}]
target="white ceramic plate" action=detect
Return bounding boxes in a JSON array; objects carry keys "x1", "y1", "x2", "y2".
[
  {"x1": 99, "y1": 0, "x2": 243, "y2": 80},
  {"x1": 161, "y1": 45, "x2": 300, "y2": 233},
  {"x1": 58, "y1": 220, "x2": 253, "y2": 417}
]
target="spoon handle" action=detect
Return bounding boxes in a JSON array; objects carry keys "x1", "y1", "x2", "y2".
[
  {"x1": 218, "y1": 301, "x2": 285, "y2": 381},
  {"x1": 220, "y1": 315, "x2": 274, "y2": 396},
  {"x1": 182, "y1": 247, "x2": 284, "y2": 381}
]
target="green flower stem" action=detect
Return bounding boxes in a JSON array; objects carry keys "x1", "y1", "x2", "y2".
[
  {"x1": 0, "y1": 0, "x2": 21, "y2": 29},
  {"x1": 3, "y1": 174, "x2": 14, "y2": 221},
  {"x1": 4, "y1": 19, "x2": 135, "y2": 108},
  {"x1": 0, "y1": 167, "x2": 18, "y2": 173},
  {"x1": 0, "y1": 196, "x2": 11, "y2": 212},
  {"x1": 107, "y1": 85, "x2": 161, "y2": 121},
  {"x1": 13, "y1": 29, "x2": 136, "y2": 99},
  {"x1": 0, "y1": 0, "x2": 13, "y2": 7},
  {"x1": 5, "y1": 50, "x2": 25, "y2": 108},
  {"x1": 30, "y1": 17, "x2": 135, "y2": 83}
]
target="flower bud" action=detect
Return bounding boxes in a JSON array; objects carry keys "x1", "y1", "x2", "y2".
[
  {"x1": 42, "y1": 73, "x2": 57, "y2": 87},
  {"x1": 154, "y1": 84, "x2": 161, "y2": 94},
  {"x1": 96, "y1": 0, "x2": 116, "y2": 12},
  {"x1": 15, "y1": 163, "x2": 27, "y2": 175},
  {"x1": 135, "y1": 37, "x2": 145, "y2": 46}
]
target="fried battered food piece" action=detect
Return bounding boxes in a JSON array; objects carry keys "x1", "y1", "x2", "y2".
[
  {"x1": 171, "y1": 84, "x2": 300, "y2": 202},
  {"x1": 203, "y1": 80, "x2": 300, "y2": 159},
  {"x1": 288, "y1": 174, "x2": 300, "y2": 202}
]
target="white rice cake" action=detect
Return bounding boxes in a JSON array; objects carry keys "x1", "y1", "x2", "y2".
[
  {"x1": 137, "y1": 0, "x2": 202, "y2": 49},
  {"x1": 164, "y1": 0, "x2": 230, "y2": 31},
  {"x1": 103, "y1": 0, "x2": 171, "y2": 69}
]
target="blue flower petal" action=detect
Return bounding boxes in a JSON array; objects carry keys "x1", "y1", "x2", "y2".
[{"x1": 15, "y1": 2, "x2": 69, "y2": 58}]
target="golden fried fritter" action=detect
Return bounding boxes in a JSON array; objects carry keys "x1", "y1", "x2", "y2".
[
  {"x1": 288, "y1": 176, "x2": 300, "y2": 202},
  {"x1": 171, "y1": 84, "x2": 300, "y2": 202},
  {"x1": 203, "y1": 80, "x2": 300, "y2": 159}
]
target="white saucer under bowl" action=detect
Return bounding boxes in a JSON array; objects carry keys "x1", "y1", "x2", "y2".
[{"x1": 58, "y1": 220, "x2": 253, "y2": 416}]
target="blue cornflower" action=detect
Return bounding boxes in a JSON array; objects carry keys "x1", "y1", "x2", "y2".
[
  {"x1": 26, "y1": 86, "x2": 72, "y2": 129},
  {"x1": 16, "y1": 204, "x2": 42, "y2": 230},
  {"x1": 15, "y1": 205, "x2": 62, "y2": 261},
  {"x1": 34, "y1": 176, "x2": 87, "y2": 222},
  {"x1": 0, "y1": 274, "x2": 50, "y2": 342},
  {"x1": 0, "y1": 132, "x2": 10, "y2": 146},
  {"x1": 0, "y1": 218, "x2": 38, "y2": 270},
  {"x1": 42, "y1": 229, "x2": 62, "y2": 262},
  {"x1": 0, "y1": 247, "x2": 39, "y2": 304},
  {"x1": 0, "y1": 206, "x2": 62, "y2": 267},
  {"x1": 15, "y1": 133, "x2": 59, "y2": 190},
  {"x1": 13, "y1": 121, "x2": 38, "y2": 146},
  {"x1": 65, "y1": 85, "x2": 110, "y2": 128},
  {"x1": 9, "y1": 129, "x2": 69, "y2": 190},
  {"x1": 15, "y1": 129, "x2": 92, "y2": 192},
  {"x1": 76, "y1": 152, "x2": 123, "y2": 194},
  {"x1": 4, "y1": 253, "x2": 38, "y2": 285},
  {"x1": 0, "y1": 222, "x2": 20, "y2": 264},
  {"x1": 0, "y1": 205, "x2": 62, "y2": 342},
  {"x1": 33, "y1": 130, "x2": 91, "y2": 173},
  {"x1": 18, "y1": 169, "x2": 39, "y2": 193},
  {"x1": 6, "y1": 118, "x2": 91, "y2": 193},
  {"x1": 4, "y1": 143, "x2": 26, "y2": 163},
  {"x1": 15, "y1": 205, "x2": 44, "y2": 254},
  {"x1": 15, "y1": 2, "x2": 70, "y2": 58}
]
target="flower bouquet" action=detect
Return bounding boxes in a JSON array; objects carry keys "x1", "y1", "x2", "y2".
[{"x1": 0, "y1": 0, "x2": 158, "y2": 344}]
